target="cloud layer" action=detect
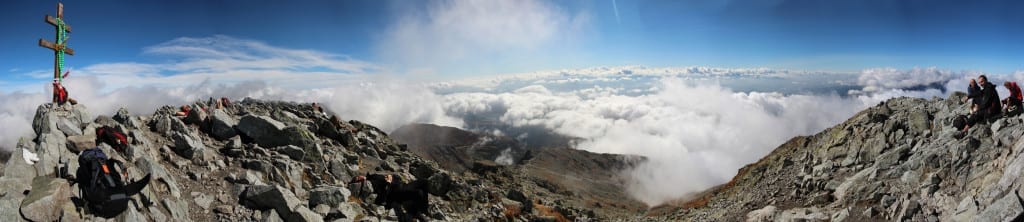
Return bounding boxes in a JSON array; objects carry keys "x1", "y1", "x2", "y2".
[{"x1": 437, "y1": 66, "x2": 1009, "y2": 206}]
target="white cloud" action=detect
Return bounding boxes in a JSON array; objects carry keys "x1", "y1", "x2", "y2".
[
  {"x1": 438, "y1": 66, "x2": 993, "y2": 206},
  {"x1": 442, "y1": 80, "x2": 869, "y2": 205},
  {"x1": 431, "y1": 65, "x2": 849, "y2": 92},
  {"x1": 852, "y1": 67, "x2": 958, "y2": 94},
  {"x1": 377, "y1": 0, "x2": 590, "y2": 74}
]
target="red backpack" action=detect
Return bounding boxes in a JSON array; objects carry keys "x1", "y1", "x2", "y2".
[{"x1": 96, "y1": 126, "x2": 128, "y2": 153}]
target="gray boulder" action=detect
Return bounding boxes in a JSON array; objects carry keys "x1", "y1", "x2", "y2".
[
  {"x1": 161, "y1": 198, "x2": 191, "y2": 219},
  {"x1": 184, "y1": 105, "x2": 209, "y2": 127},
  {"x1": 56, "y1": 118, "x2": 82, "y2": 136},
  {"x1": 172, "y1": 132, "x2": 205, "y2": 159},
  {"x1": 242, "y1": 185, "x2": 303, "y2": 218},
  {"x1": 274, "y1": 145, "x2": 306, "y2": 161},
  {"x1": 34, "y1": 132, "x2": 66, "y2": 176},
  {"x1": 976, "y1": 192, "x2": 1024, "y2": 222},
  {"x1": 209, "y1": 109, "x2": 238, "y2": 140},
  {"x1": 71, "y1": 103, "x2": 90, "y2": 128},
  {"x1": 31, "y1": 104, "x2": 58, "y2": 137},
  {"x1": 149, "y1": 115, "x2": 174, "y2": 136},
  {"x1": 4, "y1": 140, "x2": 39, "y2": 180},
  {"x1": 288, "y1": 206, "x2": 324, "y2": 222},
  {"x1": 308, "y1": 186, "x2": 352, "y2": 208},
  {"x1": 19, "y1": 176, "x2": 71, "y2": 222},
  {"x1": 316, "y1": 118, "x2": 355, "y2": 147},
  {"x1": 238, "y1": 115, "x2": 316, "y2": 148},
  {"x1": 238, "y1": 114, "x2": 285, "y2": 136},
  {"x1": 238, "y1": 115, "x2": 287, "y2": 145},
  {"x1": 66, "y1": 134, "x2": 96, "y2": 153},
  {"x1": 908, "y1": 107, "x2": 931, "y2": 134},
  {"x1": 113, "y1": 107, "x2": 144, "y2": 130},
  {"x1": 0, "y1": 198, "x2": 22, "y2": 222},
  {"x1": 113, "y1": 107, "x2": 131, "y2": 124},
  {"x1": 428, "y1": 172, "x2": 455, "y2": 197},
  {"x1": 281, "y1": 126, "x2": 317, "y2": 150}
]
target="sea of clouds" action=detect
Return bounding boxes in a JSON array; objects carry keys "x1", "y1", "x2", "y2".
[{"x1": 433, "y1": 66, "x2": 1015, "y2": 205}]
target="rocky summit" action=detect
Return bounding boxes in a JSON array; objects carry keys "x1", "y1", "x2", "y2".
[
  {"x1": 4, "y1": 92, "x2": 1022, "y2": 222},
  {"x1": 647, "y1": 93, "x2": 1024, "y2": 221},
  {"x1": 0, "y1": 98, "x2": 647, "y2": 222}
]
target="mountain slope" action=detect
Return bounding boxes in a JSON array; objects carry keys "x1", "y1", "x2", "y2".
[
  {"x1": 0, "y1": 99, "x2": 636, "y2": 221},
  {"x1": 391, "y1": 123, "x2": 649, "y2": 219},
  {"x1": 657, "y1": 93, "x2": 1024, "y2": 221}
]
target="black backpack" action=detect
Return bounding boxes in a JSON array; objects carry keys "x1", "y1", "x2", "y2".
[
  {"x1": 953, "y1": 115, "x2": 967, "y2": 130},
  {"x1": 76, "y1": 148, "x2": 150, "y2": 218}
]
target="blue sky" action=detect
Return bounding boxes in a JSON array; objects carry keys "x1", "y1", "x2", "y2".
[{"x1": 2, "y1": 0, "x2": 1023, "y2": 91}]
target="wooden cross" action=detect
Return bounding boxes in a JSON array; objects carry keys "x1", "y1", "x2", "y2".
[{"x1": 38, "y1": 3, "x2": 74, "y2": 103}]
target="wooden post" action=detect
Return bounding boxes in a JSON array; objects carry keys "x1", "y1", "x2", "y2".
[{"x1": 38, "y1": 3, "x2": 75, "y2": 103}]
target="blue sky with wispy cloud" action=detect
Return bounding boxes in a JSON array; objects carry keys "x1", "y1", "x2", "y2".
[{"x1": 2, "y1": 0, "x2": 1023, "y2": 88}]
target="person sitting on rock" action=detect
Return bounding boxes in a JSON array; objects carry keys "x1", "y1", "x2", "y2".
[
  {"x1": 964, "y1": 75, "x2": 1001, "y2": 132},
  {"x1": 216, "y1": 97, "x2": 231, "y2": 109},
  {"x1": 174, "y1": 105, "x2": 191, "y2": 117},
  {"x1": 1003, "y1": 81, "x2": 1023, "y2": 116},
  {"x1": 312, "y1": 102, "x2": 327, "y2": 117},
  {"x1": 965, "y1": 78, "x2": 982, "y2": 113},
  {"x1": 53, "y1": 80, "x2": 70, "y2": 105}
]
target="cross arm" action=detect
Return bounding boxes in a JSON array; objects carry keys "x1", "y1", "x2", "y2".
[
  {"x1": 44, "y1": 15, "x2": 72, "y2": 32},
  {"x1": 38, "y1": 39, "x2": 75, "y2": 55}
]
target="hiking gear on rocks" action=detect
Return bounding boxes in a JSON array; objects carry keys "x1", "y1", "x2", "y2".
[
  {"x1": 96, "y1": 126, "x2": 128, "y2": 154},
  {"x1": 953, "y1": 115, "x2": 967, "y2": 130},
  {"x1": 76, "y1": 148, "x2": 151, "y2": 218}
]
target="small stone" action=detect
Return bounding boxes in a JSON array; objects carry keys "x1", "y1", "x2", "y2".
[
  {"x1": 195, "y1": 193, "x2": 215, "y2": 210},
  {"x1": 288, "y1": 206, "x2": 325, "y2": 222},
  {"x1": 214, "y1": 205, "x2": 234, "y2": 215}
]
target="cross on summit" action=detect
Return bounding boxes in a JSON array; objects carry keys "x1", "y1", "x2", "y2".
[{"x1": 38, "y1": 2, "x2": 75, "y2": 104}]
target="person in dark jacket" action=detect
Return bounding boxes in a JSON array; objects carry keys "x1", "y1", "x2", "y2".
[
  {"x1": 965, "y1": 79, "x2": 981, "y2": 112},
  {"x1": 964, "y1": 75, "x2": 1001, "y2": 132}
]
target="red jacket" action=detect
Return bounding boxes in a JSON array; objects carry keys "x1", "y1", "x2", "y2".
[{"x1": 1009, "y1": 82, "x2": 1023, "y2": 101}]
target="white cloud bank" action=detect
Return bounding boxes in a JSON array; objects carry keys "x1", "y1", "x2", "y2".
[{"x1": 439, "y1": 66, "x2": 1019, "y2": 206}]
